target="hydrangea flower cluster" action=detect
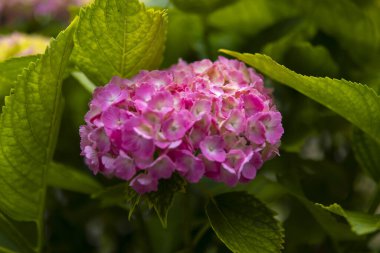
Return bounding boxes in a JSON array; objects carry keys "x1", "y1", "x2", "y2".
[
  {"x1": 80, "y1": 57, "x2": 284, "y2": 194},
  {"x1": 0, "y1": 32, "x2": 49, "y2": 61},
  {"x1": 0, "y1": 0, "x2": 89, "y2": 24}
]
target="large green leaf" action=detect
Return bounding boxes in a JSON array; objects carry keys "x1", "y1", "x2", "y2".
[
  {"x1": 47, "y1": 162, "x2": 102, "y2": 194},
  {"x1": 0, "y1": 19, "x2": 76, "y2": 251},
  {"x1": 352, "y1": 128, "x2": 380, "y2": 182},
  {"x1": 72, "y1": 0, "x2": 168, "y2": 84},
  {"x1": 318, "y1": 203, "x2": 380, "y2": 235},
  {"x1": 222, "y1": 50, "x2": 380, "y2": 144},
  {"x1": 206, "y1": 191, "x2": 284, "y2": 253},
  {"x1": 0, "y1": 56, "x2": 39, "y2": 98}
]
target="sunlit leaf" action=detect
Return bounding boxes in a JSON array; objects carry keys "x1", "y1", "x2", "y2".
[
  {"x1": 318, "y1": 203, "x2": 380, "y2": 235},
  {"x1": 0, "y1": 19, "x2": 77, "y2": 251},
  {"x1": 72, "y1": 0, "x2": 168, "y2": 84},
  {"x1": 0, "y1": 56, "x2": 39, "y2": 98}
]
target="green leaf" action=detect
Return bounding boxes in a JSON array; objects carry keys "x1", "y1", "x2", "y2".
[
  {"x1": 205, "y1": 191, "x2": 284, "y2": 253},
  {"x1": 0, "y1": 19, "x2": 77, "y2": 251},
  {"x1": 47, "y1": 162, "x2": 102, "y2": 194},
  {"x1": 221, "y1": 50, "x2": 380, "y2": 144},
  {"x1": 0, "y1": 212, "x2": 33, "y2": 253},
  {"x1": 318, "y1": 203, "x2": 380, "y2": 235},
  {"x1": 171, "y1": 0, "x2": 237, "y2": 14},
  {"x1": 146, "y1": 174, "x2": 186, "y2": 227},
  {"x1": 72, "y1": 0, "x2": 168, "y2": 84},
  {"x1": 0, "y1": 56, "x2": 39, "y2": 97},
  {"x1": 352, "y1": 128, "x2": 380, "y2": 181}
]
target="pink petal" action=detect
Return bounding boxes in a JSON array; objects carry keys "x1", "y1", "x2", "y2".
[
  {"x1": 243, "y1": 94, "x2": 264, "y2": 117},
  {"x1": 172, "y1": 150, "x2": 205, "y2": 183},
  {"x1": 147, "y1": 91, "x2": 174, "y2": 115},
  {"x1": 222, "y1": 149, "x2": 246, "y2": 172},
  {"x1": 162, "y1": 110, "x2": 195, "y2": 141},
  {"x1": 122, "y1": 130, "x2": 154, "y2": 158},
  {"x1": 199, "y1": 136, "x2": 226, "y2": 162},
  {"x1": 83, "y1": 146, "x2": 100, "y2": 174},
  {"x1": 240, "y1": 152, "x2": 263, "y2": 182},
  {"x1": 246, "y1": 116, "x2": 266, "y2": 145},
  {"x1": 112, "y1": 151, "x2": 136, "y2": 180},
  {"x1": 88, "y1": 127, "x2": 111, "y2": 153},
  {"x1": 148, "y1": 155, "x2": 176, "y2": 179},
  {"x1": 191, "y1": 99, "x2": 212, "y2": 119},
  {"x1": 102, "y1": 106, "x2": 130, "y2": 130},
  {"x1": 222, "y1": 109, "x2": 246, "y2": 134},
  {"x1": 130, "y1": 173, "x2": 159, "y2": 194}
]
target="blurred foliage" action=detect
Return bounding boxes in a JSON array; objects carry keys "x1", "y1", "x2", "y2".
[{"x1": 1, "y1": 0, "x2": 380, "y2": 252}]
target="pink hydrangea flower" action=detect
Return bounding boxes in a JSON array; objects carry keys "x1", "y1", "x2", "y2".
[{"x1": 80, "y1": 56, "x2": 284, "y2": 194}]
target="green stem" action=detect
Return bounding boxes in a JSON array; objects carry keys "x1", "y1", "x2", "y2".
[
  {"x1": 71, "y1": 71, "x2": 96, "y2": 93},
  {"x1": 192, "y1": 222, "x2": 210, "y2": 248}
]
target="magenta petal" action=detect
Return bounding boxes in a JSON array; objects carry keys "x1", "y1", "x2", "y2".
[
  {"x1": 88, "y1": 127, "x2": 110, "y2": 154},
  {"x1": 101, "y1": 155, "x2": 115, "y2": 175},
  {"x1": 191, "y1": 99, "x2": 212, "y2": 119},
  {"x1": 263, "y1": 112, "x2": 284, "y2": 144},
  {"x1": 220, "y1": 164, "x2": 239, "y2": 186},
  {"x1": 246, "y1": 116, "x2": 266, "y2": 145},
  {"x1": 84, "y1": 146, "x2": 100, "y2": 174},
  {"x1": 223, "y1": 109, "x2": 246, "y2": 134},
  {"x1": 122, "y1": 130, "x2": 154, "y2": 158},
  {"x1": 130, "y1": 174, "x2": 159, "y2": 194},
  {"x1": 199, "y1": 136, "x2": 226, "y2": 162},
  {"x1": 240, "y1": 152, "x2": 263, "y2": 182},
  {"x1": 162, "y1": 110, "x2": 195, "y2": 141},
  {"x1": 243, "y1": 94, "x2": 264, "y2": 117},
  {"x1": 174, "y1": 150, "x2": 205, "y2": 183},
  {"x1": 148, "y1": 155, "x2": 175, "y2": 179},
  {"x1": 147, "y1": 91, "x2": 174, "y2": 115},
  {"x1": 223, "y1": 149, "x2": 246, "y2": 172},
  {"x1": 102, "y1": 106, "x2": 130, "y2": 130},
  {"x1": 113, "y1": 151, "x2": 136, "y2": 180}
]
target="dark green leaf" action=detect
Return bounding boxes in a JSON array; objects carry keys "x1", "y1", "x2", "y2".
[
  {"x1": 206, "y1": 191, "x2": 284, "y2": 253},
  {"x1": 47, "y1": 162, "x2": 102, "y2": 194},
  {"x1": 222, "y1": 51, "x2": 380, "y2": 144},
  {"x1": 72, "y1": 0, "x2": 168, "y2": 84},
  {"x1": 146, "y1": 174, "x2": 186, "y2": 227}
]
